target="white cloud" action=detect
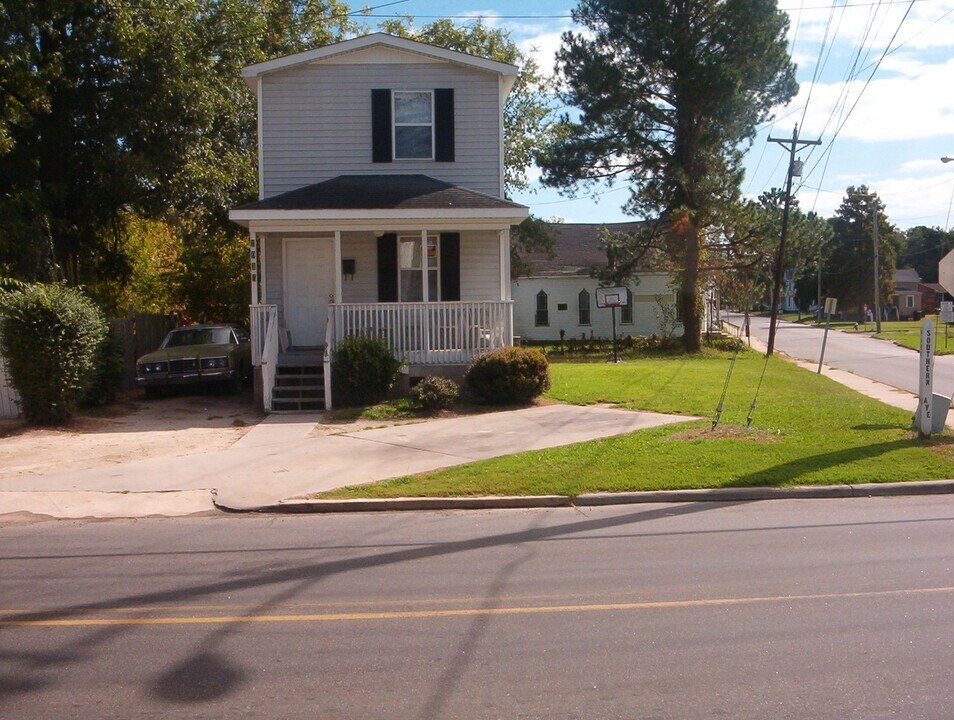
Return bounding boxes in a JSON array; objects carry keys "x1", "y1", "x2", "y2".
[{"x1": 785, "y1": 57, "x2": 954, "y2": 142}]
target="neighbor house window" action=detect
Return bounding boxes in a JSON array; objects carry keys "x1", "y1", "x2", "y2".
[
  {"x1": 393, "y1": 91, "x2": 433, "y2": 159},
  {"x1": 621, "y1": 290, "x2": 633, "y2": 324},
  {"x1": 905, "y1": 295, "x2": 914, "y2": 308},
  {"x1": 398, "y1": 234, "x2": 439, "y2": 301},
  {"x1": 578, "y1": 289, "x2": 591, "y2": 325},
  {"x1": 535, "y1": 290, "x2": 549, "y2": 327}
]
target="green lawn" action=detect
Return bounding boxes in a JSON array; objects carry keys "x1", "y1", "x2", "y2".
[{"x1": 319, "y1": 350, "x2": 954, "y2": 498}]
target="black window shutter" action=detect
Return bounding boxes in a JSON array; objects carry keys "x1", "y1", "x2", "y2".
[
  {"x1": 440, "y1": 233, "x2": 460, "y2": 301},
  {"x1": 371, "y1": 89, "x2": 392, "y2": 163},
  {"x1": 377, "y1": 234, "x2": 398, "y2": 302},
  {"x1": 434, "y1": 88, "x2": 455, "y2": 162}
]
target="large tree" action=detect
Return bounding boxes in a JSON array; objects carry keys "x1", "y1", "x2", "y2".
[
  {"x1": 823, "y1": 186, "x2": 902, "y2": 316},
  {"x1": 0, "y1": 0, "x2": 353, "y2": 317},
  {"x1": 900, "y1": 226, "x2": 954, "y2": 285},
  {"x1": 538, "y1": 0, "x2": 797, "y2": 350}
]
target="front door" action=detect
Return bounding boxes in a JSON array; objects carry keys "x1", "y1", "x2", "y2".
[{"x1": 283, "y1": 238, "x2": 334, "y2": 348}]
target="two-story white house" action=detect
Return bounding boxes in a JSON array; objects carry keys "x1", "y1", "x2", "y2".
[{"x1": 229, "y1": 34, "x2": 529, "y2": 411}]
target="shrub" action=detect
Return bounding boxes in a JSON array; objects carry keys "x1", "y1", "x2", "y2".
[
  {"x1": 82, "y1": 324, "x2": 125, "y2": 406},
  {"x1": 331, "y1": 334, "x2": 403, "y2": 406},
  {"x1": 0, "y1": 283, "x2": 108, "y2": 424},
  {"x1": 410, "y1": 376, "x2": 459, "y2": 413},
  {"x1": 465, "y1": 346, "x2": 551, "y2": 404}
]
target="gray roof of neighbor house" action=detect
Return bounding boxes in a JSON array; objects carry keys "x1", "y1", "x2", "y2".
[
  {"x1": 894, "y1": 268, "x2": 922, "y2": 286},
  {"x1": 234, "y1": 175, "x2": 526, "y2": 212},
  {"x1": 520, "y1": 221, "x2": 648, "y2": 277}
]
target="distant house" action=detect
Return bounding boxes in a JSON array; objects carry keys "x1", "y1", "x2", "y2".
[
  {"x1": 891, "y1": 268, "x2": 925, "y2": 319},
  {"x1": 511, "y1": 222, "x2": 683, "y2": 342}
]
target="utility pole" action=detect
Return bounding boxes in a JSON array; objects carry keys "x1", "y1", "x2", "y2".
[
  {"x1": 872, "y1": 204, "x2": 882, "y2": 332},
  {"x1": 766, "y1": 125, "x2": 822, "y2": 356}
]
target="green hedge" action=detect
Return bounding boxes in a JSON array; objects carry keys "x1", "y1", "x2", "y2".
[
  {"x1": 0, "y1": 283, "x2": 108, "y2": 424},
  {"x1": 331, "y1": 334, "x2": 403, "y2": 407},
  {"x1": 465, "y1": 346, "x2": 551, "y2": 404}
]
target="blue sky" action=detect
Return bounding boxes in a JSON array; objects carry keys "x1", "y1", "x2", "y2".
[{"x1": 363, "y1": 0, "x2": 954, "y2": 231}]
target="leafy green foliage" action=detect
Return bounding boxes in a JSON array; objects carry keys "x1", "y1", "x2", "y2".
[
  {"x1": 0, "y1": 0, "x2": 354, "y2": 312},
  {"x1": 539, "y1": 0, "x2": 798, "y2": 352},
  {"x1": 0, "y1": 283, "x2": 108, "y2": 424},
  {"x1": 81, "y1": 324, "x2": 125, "y2": 407},
  {"x1": 331, "y1": 335, "x2": 404, "y2": 407},
  {"x1": 465, "y1": 347, "x2": 551, "y2": 404},
  {"x1": 410, "y1": 376, "x2": 460, "y2": 413},
  {"x1": 900, "y1": 226, "x2": 954, "y2": 284},
  {"x1": 824, "y1": 186, "x2": 903, "y2": 314}
]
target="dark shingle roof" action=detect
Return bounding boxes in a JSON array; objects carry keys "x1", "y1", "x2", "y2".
[
  {"x1": 521, "y1": 221, "x2": 647, "y2": 277},
  {"x1": 235, "y1": 174, "x2": 525, "y2": 211}
]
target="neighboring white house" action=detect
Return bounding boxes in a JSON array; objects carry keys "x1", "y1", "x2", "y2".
[
  {"x1": 229, "y1": 34, "x2": 529, "y2": 411},
  {"x1": 512, "y1": 222, "x2": 683, "y2": 343}
]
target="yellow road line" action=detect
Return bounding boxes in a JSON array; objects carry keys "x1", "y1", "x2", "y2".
[{"x1": 2, "y1": 586, "x2": 951, "y2": 628}]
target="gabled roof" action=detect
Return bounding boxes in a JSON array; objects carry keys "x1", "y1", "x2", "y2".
[
  {"x1": 894, "y1": 268, "x2": 921, "y2": 284},
  {"x1": 229, "y1": 175, "x2": 528, "y2": 226},
  {"x1": 241, "y1": 33, "x2": 519, "y2": 89},
  {"x1": 520, "y1": 222, "x2": 649, "y2": 277}
]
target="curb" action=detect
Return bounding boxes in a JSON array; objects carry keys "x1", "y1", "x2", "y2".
[{"x1": 214, "y1": 480, "x2": 954, "y2": 514}]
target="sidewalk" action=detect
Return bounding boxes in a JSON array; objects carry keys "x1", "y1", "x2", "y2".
[{"x1": 0, "y1": 404, "x2": 692, "y2": 520}]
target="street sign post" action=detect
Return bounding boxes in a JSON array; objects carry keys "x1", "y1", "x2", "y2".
[
  {"x1": 596, "y1": 287, "x2": 627, "y2": 363},
  {"x1": 919, "y1": 320, "x2": 935, "y2": 437},
  {"x1": 817, "y1": 297, "x2": 837, "y2": 373}
]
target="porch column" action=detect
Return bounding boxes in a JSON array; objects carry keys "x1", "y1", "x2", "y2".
[
  {"x1": 499, "y1": 228, "x2": 511, "y2": 301},
  {"x1": 333, "y1": 230, "x2": 342, "y2": 303},
  {"x1": 249, "y1": 231, "x2": 259, "y2": 305},
  {"x1": 420, "y1": 228, "x2": 429, "y2": 302}
]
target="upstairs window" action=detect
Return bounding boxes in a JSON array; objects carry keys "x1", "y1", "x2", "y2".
[
  {"x1": 394, "y1": 91, "x2": 433, "y2": 159},
  {"x1": 372, "y1": 89, "x2": 455, "y2": 163},
  {"x1": 535, "y1": 290, "x2": 549, "y2": 327}
]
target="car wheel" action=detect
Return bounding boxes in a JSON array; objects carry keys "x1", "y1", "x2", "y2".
[{"x1": 144, "y1": 386, "x2": 164, "y2": 400}]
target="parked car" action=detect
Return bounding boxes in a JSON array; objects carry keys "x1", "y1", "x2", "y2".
[{"x1": 136, "y1": 324, "x2": 252, "y2": 397}]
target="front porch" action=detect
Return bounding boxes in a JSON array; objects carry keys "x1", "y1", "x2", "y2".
[{"x1": 251, "y1": 300, "x2": 512, "y2": 411}]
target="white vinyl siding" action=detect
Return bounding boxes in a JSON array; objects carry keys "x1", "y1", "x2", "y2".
[
  {"x1": 459, "y1": 231, "x2": 500, "y2": 301},
  {"x1": 260, "y1": 60, "x2": 502, "y2": 197}
]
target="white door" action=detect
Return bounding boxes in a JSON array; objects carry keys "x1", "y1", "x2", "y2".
[{"x1": 283, "y1": 238, "x2": 334, "y2": 348}]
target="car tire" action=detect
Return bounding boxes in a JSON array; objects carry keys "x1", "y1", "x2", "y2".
[{"x1": 144, "y1": 386, "x2": 164, "y2": 400}]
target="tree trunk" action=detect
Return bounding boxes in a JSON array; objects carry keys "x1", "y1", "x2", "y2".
[{"x1": 680, "y1": 223, "x2": 702, "y2": 352}]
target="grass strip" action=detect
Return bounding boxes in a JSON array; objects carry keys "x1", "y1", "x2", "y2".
[{"x1": 318, "y1": 351, "x2": 954, "y2": 498}]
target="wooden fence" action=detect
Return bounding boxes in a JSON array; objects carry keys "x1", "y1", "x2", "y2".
[
  {"x1": 111, "y1": 314, "x2": 178, "y2": 390},
  {"x1": 0, "y1": 353, "x2": 19, "y2": 419}
]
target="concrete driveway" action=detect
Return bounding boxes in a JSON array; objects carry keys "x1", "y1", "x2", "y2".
[{"x1": 0, "y1": 404, "x2": 694, "y2": 519}]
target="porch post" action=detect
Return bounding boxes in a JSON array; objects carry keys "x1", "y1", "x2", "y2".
[
  {"x1": 250, "y1": 231, "x2": 259, "y2": 305},
  {"x1": 420, "y1": 229, "x2": 429, "y2": 302},
  {"x1": 499, "y1": 228, "x2": 511, "y2": 301},
  {"x1": 333, "y1": 230, "x2": 342, "y2": 303}
]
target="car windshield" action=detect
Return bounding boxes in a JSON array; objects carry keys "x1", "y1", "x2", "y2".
[{"x1": 162, "y1": 328, "x2": 233, "y2": 348}]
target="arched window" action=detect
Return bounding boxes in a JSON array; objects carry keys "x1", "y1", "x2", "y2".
[
  {"x1": 535, "y1": 290, "x2": 549, "y2": 327},
  {"x1": 621, "y1": 289, "x2": 633, "y2": 324},
  {"x1": 578, "y1": 289, "x2": 591, "y2": 326}
]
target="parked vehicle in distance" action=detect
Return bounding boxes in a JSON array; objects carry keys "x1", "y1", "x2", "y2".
[{"x1": 136, "y1": 324, "x2": 252, "y2": 398}]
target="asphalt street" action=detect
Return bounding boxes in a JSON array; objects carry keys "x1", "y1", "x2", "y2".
[
  {"x1": 726, "y1": 312, "x2": 954, "y2": 398},
  {"x1": 2, "y1": 499, "x2": 952, "y2": 718}
]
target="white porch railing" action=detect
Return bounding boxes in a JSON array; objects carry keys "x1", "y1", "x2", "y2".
[
  {"x1": 330, "y1": 302, "x2": 513, "y2": 366},
  {"x1": 250, "y1": 304, "x2": 278, "y2": 366},
  {"x1": 323, "y1": 308, "x2": 334, "y2": 410},
  {"x1": 250, "y1": 304, "x2": 279, "y2": 412}
]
